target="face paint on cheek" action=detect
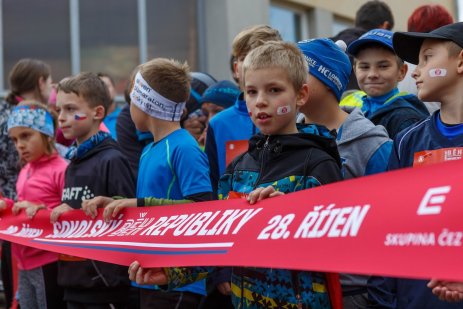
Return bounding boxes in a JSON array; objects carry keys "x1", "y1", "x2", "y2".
[
  {"x1": 248, "y1": 111, "x2": 252, "y2": 117},
  {"x1": 74, "y1": 113, "x2": 87, "y2": 121},
  {"x1": 276, "y1": 105, "x2": 291, "y2": 115},
  {"x1": 429, "y1": 68, "x2": 447, "y2": 77}
]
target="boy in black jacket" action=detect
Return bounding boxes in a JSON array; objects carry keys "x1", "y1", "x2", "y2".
[
  {"x1": 128, "y1": 41, "x2": 343, "y2": 309},
  {"x1": 51, "y1": 72, "x2": 136, "y2": 308}
]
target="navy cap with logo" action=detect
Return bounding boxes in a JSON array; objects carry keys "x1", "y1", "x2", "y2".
[
  {"x1": 393, "y1": 22, "x2": 463, "y2": 65},
  {"x1": 347, "y1": 29, "x2": 394, "y2": 56}
]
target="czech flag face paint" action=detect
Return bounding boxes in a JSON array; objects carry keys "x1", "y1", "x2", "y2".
[{"x1": 74, "y1": 113, "x2": 87, "y2": 121}]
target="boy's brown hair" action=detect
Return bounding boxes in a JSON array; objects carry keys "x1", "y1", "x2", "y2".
[
  {"x1": 232, "y1": 25, "x2": 282, "y2": 60},
  {"x1": 243, "y1": 41, "x2": 308, "y2": 92},
  {"x1": 139, "y1": 58, "x2": 191, "y2": 104},
  {"x1": 57, "y1": 72, "x2": 111, "y2": 116}
]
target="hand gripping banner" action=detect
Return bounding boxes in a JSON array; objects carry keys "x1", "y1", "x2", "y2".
[{"x1": 1, "y1": 160, "x2": 463, "y2": 281}]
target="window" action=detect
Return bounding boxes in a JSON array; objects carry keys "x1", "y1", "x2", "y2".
[
  {"x1": 79, "y1": 0, "x2": 139, "y2": 94},
  {"x1": 146, "y1": 0, "x2": 198, "y2": 70},
  {"x1": 458, "y1": 0, "x2": 463, "y2": 21},
  {"x1": 332, "y1": 16, "x2": 353, "y2": 37},
  {"x1": 2, "y1": 0, "x2": 71, "y2": 89},
  {"x1": 270, "y1": 4, "x2": 308, "y2": 42}
]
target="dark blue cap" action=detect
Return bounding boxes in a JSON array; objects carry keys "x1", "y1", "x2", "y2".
[
  {"x1": 347, "y1": 29, "x2": 394, "y2": 56},
  {"x1": 200, "y1": 80, "x2": 240, "y2": 109}
]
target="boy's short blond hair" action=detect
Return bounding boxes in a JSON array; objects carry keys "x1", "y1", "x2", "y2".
[
  {"x1": 57, "y1": 72, "x2": 111, "y2": 117},
  {"x1": 139, "y1": 58, "x2": 191, "y2": 104},
  {"x1": 243, "y1": 41, "x2": 308, "y2": 92},
  {"x1": 232, "y1": 25, "x2": 282, "y2": 59}
]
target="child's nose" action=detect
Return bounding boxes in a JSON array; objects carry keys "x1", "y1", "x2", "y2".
[
  {"x1": 411, "y1": 67, "x2": 420, "y2": 80},
  {"x1": 255, "y1": 92, "x2": 267, "y2": 107},
  {"x1": 57, "y1": 112, "x2": 66, "y2": 123},
  {"x1": 16, "y1": 140, "x2": 25, "y2": 149},
  {"x1": 367, "y1": 68, "x2": 379, "y2": 78}
]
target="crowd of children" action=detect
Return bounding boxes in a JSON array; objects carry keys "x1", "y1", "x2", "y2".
[{"x1": 0, "y1": 1, "x2": 463, "y2": 308}]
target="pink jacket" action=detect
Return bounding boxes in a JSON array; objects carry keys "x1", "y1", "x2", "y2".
[{"x1": 12, "y1": 152, "x2": 68, "y2": 270}]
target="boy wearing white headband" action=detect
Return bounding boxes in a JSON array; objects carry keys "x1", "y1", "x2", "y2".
[{"x1": 85, "y1": 58, "x2": 213, "y2": 308}]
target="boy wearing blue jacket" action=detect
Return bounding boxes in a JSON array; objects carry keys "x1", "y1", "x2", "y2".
[{"x1": 347, "y1": 29, "x2": 429, "y2": 139}]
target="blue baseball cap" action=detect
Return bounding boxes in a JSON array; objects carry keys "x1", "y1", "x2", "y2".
[
  {"x1": 347, "y1": 29, "x2": 394, "y2": 56},
  {"x1": 297, "y1": 38, "x2": 352, "y2": 101}
]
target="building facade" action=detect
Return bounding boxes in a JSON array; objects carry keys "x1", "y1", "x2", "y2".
[{"x1": 0, "y1": 0, "x2": 458, "y2": 95}]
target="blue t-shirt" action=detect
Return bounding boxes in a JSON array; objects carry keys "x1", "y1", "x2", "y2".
[
  {"x1": 389, "y1": 111, "x2": 463, "y2": 170},
  {"x1": 136, "y1": 128, "x2": 211, "y2": 295}
]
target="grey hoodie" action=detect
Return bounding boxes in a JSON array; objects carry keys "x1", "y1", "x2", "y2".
[
  {"x1": 297, "y1": 107, "x2": 392, "y2": 179},
  {"x1": 337, "y1": 106, "x2": 391, "y2": 179}
]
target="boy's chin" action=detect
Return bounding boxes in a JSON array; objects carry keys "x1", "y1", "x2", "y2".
[{"x1": 61, "y1": 132, "x2": 76, "y2": 140}]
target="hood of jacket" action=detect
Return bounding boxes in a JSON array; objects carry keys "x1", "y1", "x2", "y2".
[
  {"x1": 248, "y1": 124, "x2": 341, "y2": 168},
  {"x1": 338, "y1": 106, "x2": 390, "y2": 145},
  {"x1": 71, "y1": 136, "x2": 118, "y2": 163},
  {"x1": 367, "y1": 92, "x2": 429, "y2": 121}
]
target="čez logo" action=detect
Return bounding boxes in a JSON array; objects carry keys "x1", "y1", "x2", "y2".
[{"x1": 417, "y1": 186, "x2": 451, "y2": 215}]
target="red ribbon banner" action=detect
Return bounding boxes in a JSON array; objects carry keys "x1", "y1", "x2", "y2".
[{"x1": 1, "y1": 160, "x2": 463, "y2": 281}]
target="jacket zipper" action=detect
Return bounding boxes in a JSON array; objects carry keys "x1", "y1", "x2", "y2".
[{"x1": 253, "y1": 135, "x2": 270, "y2": 190}]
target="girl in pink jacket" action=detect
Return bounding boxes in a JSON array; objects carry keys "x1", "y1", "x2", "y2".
[{"x1": 4, "y1": 101, "x2": 67, "y2": 308}]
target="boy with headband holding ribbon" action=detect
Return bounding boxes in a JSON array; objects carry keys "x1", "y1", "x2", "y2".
[
  {"x1": 50, "y1": 72, "x2": 136, "y2": 308},
  {"x1": 84, "y1": 58, "x2": 213, "y2": 308}
]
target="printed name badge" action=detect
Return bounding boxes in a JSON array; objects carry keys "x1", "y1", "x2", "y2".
[
  {"x1": 225, "y1": 140, "x2": 248, "y2": 167},
  {"x1": 413, "y1": 147, "x2": 463, "y2": 167}
]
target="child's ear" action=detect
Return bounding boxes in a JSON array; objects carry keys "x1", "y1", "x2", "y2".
[
  {"x1": 93, "y1": 105, "x2": 105, "y2": 120},
  {"x1": 457, "y1": 50, "x2": 463, "y2": 74},
  {"x1": 397, "y1": 62, "x2": 408, "y2": 82},
  {"x1": 296, "y1": 83, "x2": 310, "y2": 109}
]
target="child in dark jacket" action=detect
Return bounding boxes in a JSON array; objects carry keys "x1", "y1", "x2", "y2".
[
  {"x1": 51, "y1": 72, "x2": 136, "y2": 308},
  {"x1": 128, "y1": 41, "x2": 343, "y2": 309}
]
